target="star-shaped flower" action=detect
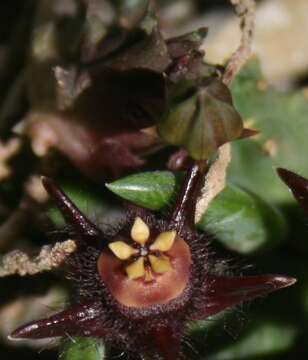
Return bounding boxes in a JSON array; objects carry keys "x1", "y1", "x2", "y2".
[{"x1": 108, "y1": 216, "x2": 176, "y2": 280}]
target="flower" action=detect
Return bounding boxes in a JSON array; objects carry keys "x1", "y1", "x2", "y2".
[{"x1": 10, "y1": 163, "x2": 296, "y2": 360}]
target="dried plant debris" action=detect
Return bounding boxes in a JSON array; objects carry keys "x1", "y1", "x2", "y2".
[
  {"x1": 222, "y1": 0, "x2": 256, "y2": 86},
  {"x1": 0, "y1": 240, "x2": 76, "y2": 277},
  {"x1": 0, "y1": 138, "x2": 21, "y2": 180}
]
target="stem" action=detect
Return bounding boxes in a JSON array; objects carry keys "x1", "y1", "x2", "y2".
[{"x1": 223, "y1": 0, "x2": 256, "y2": 85}]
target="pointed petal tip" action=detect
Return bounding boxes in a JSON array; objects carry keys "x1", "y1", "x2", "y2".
[
  {"x1": 8, "y1": 332, "x2": 28, "y2": 341},
  {"x1": 9, "y1": 302, "x2": 105, "y2": 340},
  {"x1": 277, "y1": 167, "x2": 289, "y2": 177},
  {"x1": 198, "y1": 274, "x2": 297, "y2": 319},
  {"x1": 277, "y1": 168, "x2": 308, "y2": 213},
  {"x1": 246, "y1": 274, "x2": 297, "y2": 293},
  {"x1": 240, "y1": 128, "x2": 260, "y2": 139},
  {"x1": 270, "y1": 275, "x2": 297, "y2": 289},
  {"x1": 9, "y1": 325, "x2": 61, "y2": 341},
  {"x1": 9, "y1": 321, "x2": 43, "y2": 340},
  {"x1": 8, "y1": 334, "x2": 20, "y2": 341},
  {"x1": 7, "y1": 333, "x2": 34, "y2": 342},
  {"x1": 276, "y1": 167, "x2": 295, "y2": 183},
  {"x1": 277, "y1": 167, "x2": 307, "y2": 188},
  {"x1": 41, "y1": 176, "x2": 55, "y2": 192}
]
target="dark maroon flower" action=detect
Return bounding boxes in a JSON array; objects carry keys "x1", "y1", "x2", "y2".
[{"x1": 10, "y1": 163, "x2": 295, "y2": 360}]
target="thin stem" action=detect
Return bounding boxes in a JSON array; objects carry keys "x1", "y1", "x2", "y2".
[{"x1": 223, "y1": 0, "x2": 256, "y2": 86}]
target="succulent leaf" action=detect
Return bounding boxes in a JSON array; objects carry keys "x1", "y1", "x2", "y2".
[{"x1": 158, "y1": 79, "x2": 243, "y2": 160}]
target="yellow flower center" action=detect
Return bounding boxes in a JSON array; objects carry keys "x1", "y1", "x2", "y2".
[{"x1": 108, "y1": 217, "x2": 176, "y2": 280}]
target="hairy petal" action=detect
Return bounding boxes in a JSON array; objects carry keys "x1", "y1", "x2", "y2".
[
  {"x1": 151, "y1": 325, "x2": 182, "y2": 360},
  {"x1": 195, "y1": 275, "x2": 296, "y2": 319},
  {"x1": 42, "y1": 177, "x2": 102, "y2": 241},
  {"x1": 277, "y1": 168, "x2": 308, "y2": 214},
  {"x1": 10, "y1": 301, "x2": 108, "y2": 340}
]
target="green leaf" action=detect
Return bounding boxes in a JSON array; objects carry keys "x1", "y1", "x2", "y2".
[
  {"x1": 106, "y1": 171, "x2": 181, "y2": 210},
  {"x1": 198, "y1": 184, "x2": 286, "y2": 254},
  {"x1": 107, "y1": 171, "x2": 286, "y2": 254},
  {"x1": 207, "y1": 321, "x2": 297, "y2": 360},
  {"x1": 230, "y1": 59, "x2": 308, "y2": 205},
  {"x1": 61, "y1": 337, "x2": 105, "y2": 360}
]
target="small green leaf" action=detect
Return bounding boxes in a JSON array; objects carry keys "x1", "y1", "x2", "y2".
[
  {"x1": 107, "y1": 171, "x2": 286, "y2": 254},
  {"x1": 61, "y1": 337, "x2": 105, "y2": 360},
  {"x1": 106, "y1": 171, "x2": 181, "y2": 210}
]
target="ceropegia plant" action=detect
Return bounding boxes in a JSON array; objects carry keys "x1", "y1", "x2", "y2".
[{"x1": 0, "y1": 0, "x2": 306, "y2": 359}]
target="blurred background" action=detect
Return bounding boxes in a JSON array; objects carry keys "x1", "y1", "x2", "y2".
[{"x1": 1, "y1": 0, "x2": 308, "y2": 359}]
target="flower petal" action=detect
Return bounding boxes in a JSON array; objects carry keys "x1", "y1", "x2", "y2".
[
  {"x1": 108, "y1": 241, "x2": 138, "y2": 260},
  {"x1": 10, "y1": 301, "x2": 107, "y2": 339},
  {"x1": 125, "y1": 257, "x2": 145, "y2": 279},
  {"x1": 150, "y1": 231, "x2": 176, "y2": 252},
  {"x1": 130, "y1": 217, "x2": 150, "y2": 244},
  {"x1": 151, "y1": 325, "x2": 182, "y2": 360},
  {"x1": 149, "y1": 255, "x2": 173, "y2": 274},
  {"x1": 194, "y1": 275, "x2": 296, "y2": 319},
  {"x1": 277, "y1": 168, "x2": 308, "y2": 214},
  {"x1": 42, "y1": 177, "x2": 102, "y2": 241}
]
